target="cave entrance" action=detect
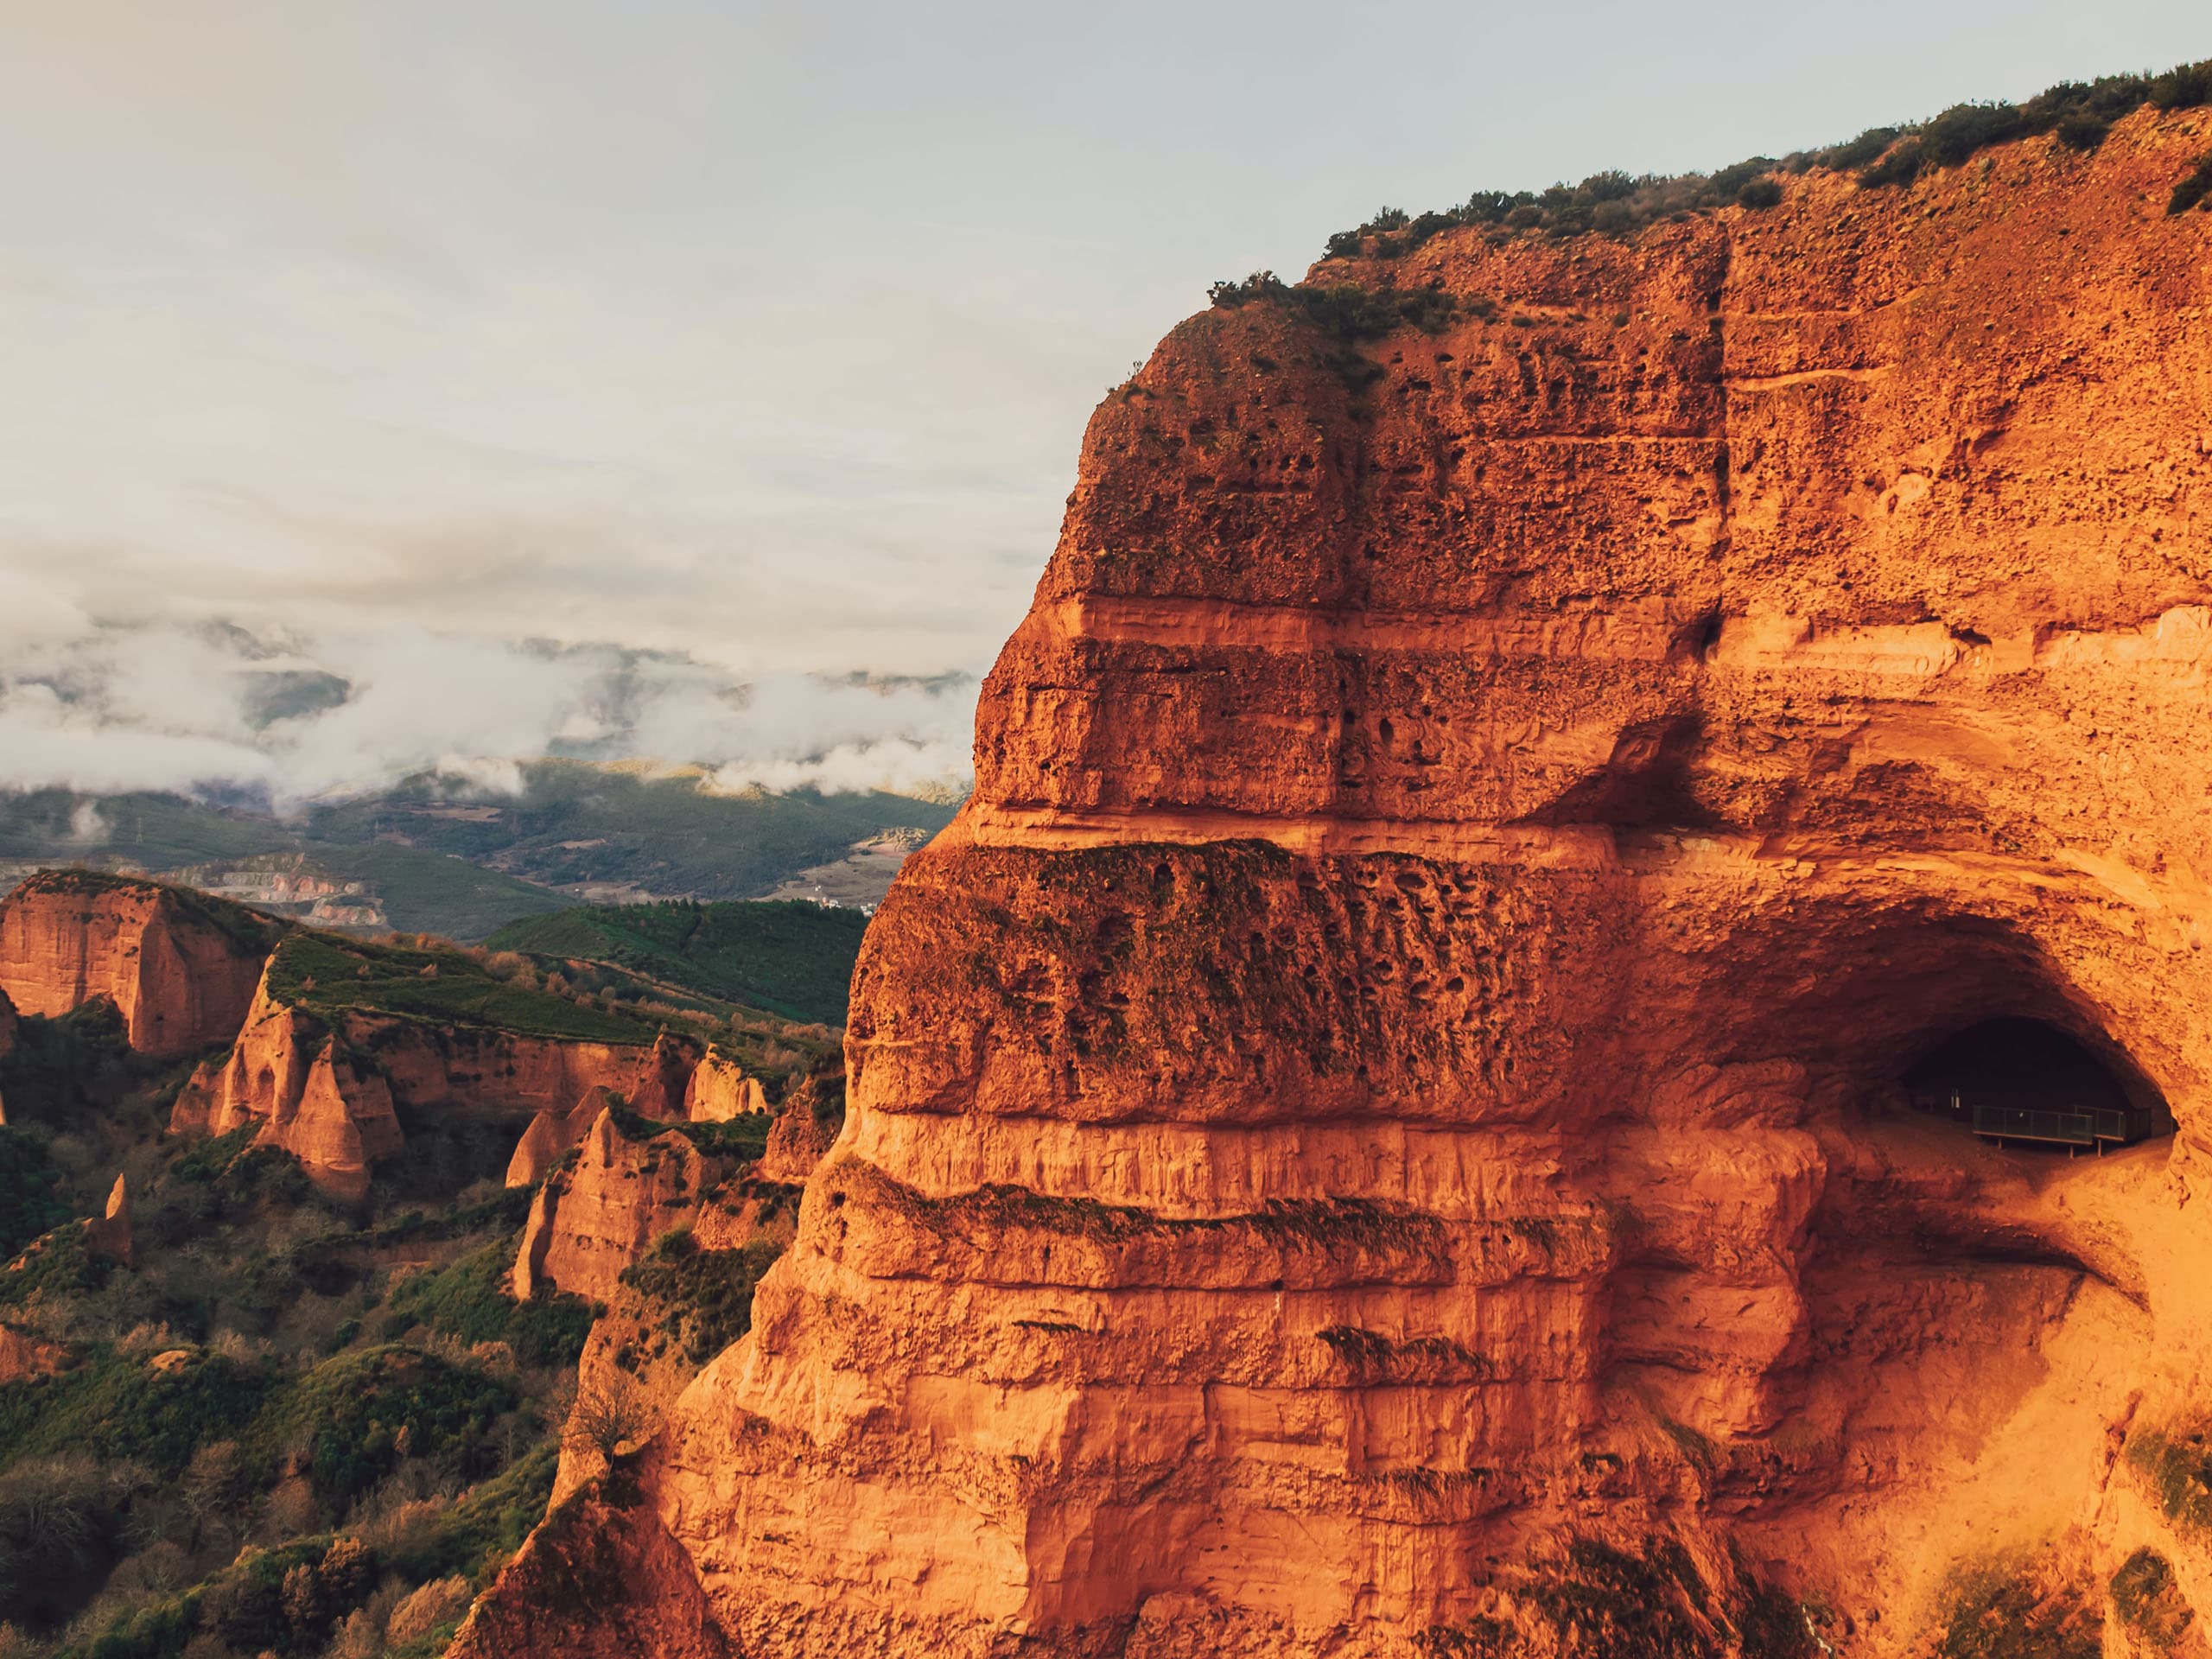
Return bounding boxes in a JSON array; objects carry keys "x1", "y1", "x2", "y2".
[{"x1": 1902, "y1": 1017, "x2": 2172, "y2": 1154}]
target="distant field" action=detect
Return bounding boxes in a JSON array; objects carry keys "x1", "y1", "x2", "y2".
[
  {"x1": 0, "y1": 765, "x2": 957, "y2": 942},
  {"x1": 305, "y1": 762, "x2": 957, "y2": 903},
  {"x1": 486, "y1": 899, "x2": 870, "y2": 1026}
]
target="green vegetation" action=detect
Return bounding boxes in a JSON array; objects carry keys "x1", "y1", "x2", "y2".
[
  {"x1": 0, "y1": 761, "x2": 957, "y2": 943},
  {"x1": 305, "y1": 761, "x2": 955, "y2": 912},
  {"x1": 0, "y1": 873, "x2": 842, "y2": 1653},
  {"x1": 264, "y1": 931, "x2": 658, "y2": 1046},
  {"x1": 258, "y1": 1345, "x2": 517, "y2": 1513},
  {"x1": 2127, "y1": 1421, "x2": 2212, "y2": 1529},
  {"x1": 2171, "y1": 149, "x2": 2212, "y2": 216},
  {"x1": 0, "y1": 795, "x2": 296, "y2": 877},
  {"x1": 0, "y1": 1351, "x2": 271, "y2": 1478},
  {"x1": 0, "y1": 1019, "x2": 584, "y2": 1651},
  {"x1": 1413, "y1": 1537, "x2": 1820, "y2": 1659},
  {"x1": 0, "y1": 1131, "x2": 73, "y2": 1257},
  {"x1": 485, "y1": 899, "x2": 869, "y2": 1025},
  {"x1": 1935, "y1": 1558, "x2": 2101, "y2": 1659},
  {"x1": 608, "y1": 1106, "x2": 775, "y2": 1166},
  {"x1": 2110, "y1": 1548, "x2": 2195, "y2": 1650},
  {"x1": 1299, "y1": 57, "x2": 2212, "y2": 264},
  {"x1": 616, "y1": 1230, "x2": 783, "y2": 1368},
  {"x1": 1208, "y1": 271, "x2": 1470, "y2": 339},
  {"x1": 381, "y1": 1243, "x2": 595, "y2": 1369},
  {"x1": 293, "y1": 843, "x2": 572, "y2": 940}
]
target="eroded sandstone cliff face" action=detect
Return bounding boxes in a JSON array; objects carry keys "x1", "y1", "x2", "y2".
[
  {"x1": 173, "y1": 950, "x2": 705, "y2": 1198},
  {"x1": 512, "y1": 1108, "x2": 729, "y2": 1303},
  {"x1": 473, "y1": 109, "x2": 2212, "y2": 1656},
  {"x1": 0, "y1": 873, "x2": 282, "y2": 1059}
]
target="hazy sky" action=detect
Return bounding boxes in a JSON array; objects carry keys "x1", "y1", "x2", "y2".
[{"x1": 1, "y1": 0, "x2": 2204, "y2": 801}]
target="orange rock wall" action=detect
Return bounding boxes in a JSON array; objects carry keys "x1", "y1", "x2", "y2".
[
  {"x1": 512, "y1": 1109, "x2": 725, "y2": 1304},
  {"x1": 175, "y1": 972, "x2": 686, "y2": 1199},
  {"x1": 0, "y1": 874, "x2": 276, "y2": 1059},
  {"x1": 624, "y1": 111, "x2": 2212, "y2": 1656},
  {"x1": 683, "y1": 1049, "x2": 769, "y2": 1123}
]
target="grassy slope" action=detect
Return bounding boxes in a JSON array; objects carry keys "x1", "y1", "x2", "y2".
[
  {"x1": 0, "y1": 791, "x2": 298, "y2": 870},
  {"x1": 0, "y1": 1028, "x2": 589, "y2": 1654},
  {"x1": 300, "y1": 842, "x2": 571, "y2": 939},
  {"x1": 266, "y1": 931, "x2": 661, "y2": 1046},
  {"x1": 485, "y1": 900, "x2": 868, "y2": 1026}
]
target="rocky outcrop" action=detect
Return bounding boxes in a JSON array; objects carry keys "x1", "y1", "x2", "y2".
[
  {"x1": 505, "y1": 1088, "x2": 620, "y2": 1189},
  {"x1": 473, "y1": 107, "x2": 2212, "y2": 1658},
  {"x1": 176, "y1": 956, "x2": 695, "y2": 1198},
  {"x1": 347, "y1": 1019, "x2": 694, "y2": 1125},
  {"x1": 504, "y1": 1036, "x2": 722, "y2": 1191},
  {"x1": 682, "y1": 1049, "x2": 768, "y2": 1123},
  {"x1": 83, "y1": 1174, "x2": 132, "y2": 1268},
  {"x1": 0, "y1": 1323, "x2": 68, "y2": 1385},
  {"x1": 0, "y1": 872, "x2": 281, "y2": 1058},
  {"x1": 754, "y1": 1088, "x2": 835, "y2": 1185},
  {"x1": 446, "y1": 1487, "x2": 729, "y2": 1659},
  {"x1": 172, "y1": 978, "x2": 404, "y2": 1202},
  {"x1": 512, "y1": 1110, "x2": 730, "y2": 1304}
]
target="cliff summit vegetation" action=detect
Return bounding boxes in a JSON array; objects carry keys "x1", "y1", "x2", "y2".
[{"x1": 1294, "y1": 56, "x2": 2212, "y2": 267}]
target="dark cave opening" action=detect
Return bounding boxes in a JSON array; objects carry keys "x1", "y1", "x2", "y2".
[{"x1": 1901, "y1": 1016, "x2": 2173, "y2": 1153}]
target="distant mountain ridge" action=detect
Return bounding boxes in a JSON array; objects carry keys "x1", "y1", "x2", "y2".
[{"x1": 0, "y1": 761, "x2": 958, "y2": 940}]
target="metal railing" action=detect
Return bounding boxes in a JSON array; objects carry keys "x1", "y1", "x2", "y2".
[
  {"x1": 1970, "y1": 1103, "x2": 2141, "y2": 1146},
  {"x1": 1971, "y1": 1103, "x2": 2094, "y2": 1145}
]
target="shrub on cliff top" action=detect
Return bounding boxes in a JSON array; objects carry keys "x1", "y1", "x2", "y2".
[
  {"x1": 2171, "y1": 150, "x2": 2212, "y2": 215},
  {"x1": 1316, "y1": 56, "x2": 2212, "y2": 258},
  {"x1": 1207, "y1": 270, "x2": 1469, "y2": 341}
]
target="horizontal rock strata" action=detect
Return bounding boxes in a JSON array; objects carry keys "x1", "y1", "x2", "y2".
[{"x1": 486, "y1": 110, "x2": 2212, "y2": 1656}]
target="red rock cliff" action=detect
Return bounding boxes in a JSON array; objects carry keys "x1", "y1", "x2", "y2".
[
  {"x1": 0, "y1": 872, "x2": 281, "y2": 1059},
  {"x1": 486, "y1": 109, "x2": 2212, "y2": 1657}
]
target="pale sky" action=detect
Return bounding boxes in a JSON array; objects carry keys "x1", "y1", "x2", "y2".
[{"x1": 0, "y1": 0, "x2": 2204, "y2": 801}]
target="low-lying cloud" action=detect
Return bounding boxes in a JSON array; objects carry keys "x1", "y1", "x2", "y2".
[{"x1": 0, "y1": 619, "x2": 978, "y2": 806}]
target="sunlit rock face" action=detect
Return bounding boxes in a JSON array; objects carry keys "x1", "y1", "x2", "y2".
[
  {"x1": 0, "y1": 872, "x2": 279, "y2": 1060},
  {"x1": 480, "y1": 111, "x2": 2212, "y2": 1656}
]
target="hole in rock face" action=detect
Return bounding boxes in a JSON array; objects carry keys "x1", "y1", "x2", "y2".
[{"x1": 1899, "y1": 1016, "x2": 2172, "y2": 1153}]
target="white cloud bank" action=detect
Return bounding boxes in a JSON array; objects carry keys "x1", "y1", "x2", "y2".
[{"x1": 0, "y1": 620, "x2": 977, "y2": 804}]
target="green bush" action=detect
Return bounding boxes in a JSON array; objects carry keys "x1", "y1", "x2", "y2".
[
  {"x1": 2110, "y1": 1547, "x2": 2194, "y2": 1649},
  {"x1": 1936, "y1": 1560, "x2": 2100, "y2": 1659},
  {"x1": 384, "y1": 1440, "x2": 559, "y2": 1586},
  {"x1": 2128, "y1": 1423, "x2": 2212, "y2": 1528},
  {"x1": 2171, "y1": 151, "x2": 2212, "y2": 215},
  {"x1": 0, "y1": 1350, "x2": 270, "y2": 1478},
  {"x1": 256, "y1": 1344, "x2": 518, "y2": 1514},
  {"x1": 619, "y1": 1237, "x2": 785, "y2": 1366},
  {"x1": 384, "y1": 1241, "x2": 595, "y2": 1368},
  {"x1": 1207, "y1": 270, "x2": 1469, "y2": 346},
  {"x1": 1311, "y1": 57, "x2": 2212, "y2": 259},
  {"x1": 0, "y1": 1129, "x2": 73, "y2": 1258}
]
